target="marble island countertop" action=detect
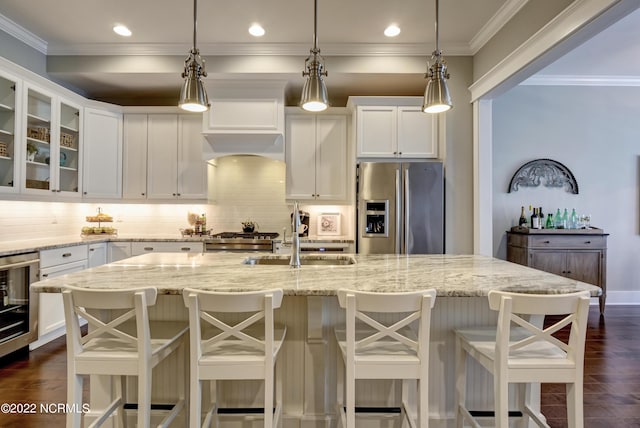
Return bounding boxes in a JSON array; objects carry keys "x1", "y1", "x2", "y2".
[
  {"x1": 31, "y1": 252, "x2": 601, "y2": 297},
  {"x1": 0, "y1": 235, "x2": 354, "y2": 257}
]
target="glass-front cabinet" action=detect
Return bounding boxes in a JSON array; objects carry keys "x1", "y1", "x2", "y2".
[
  {"x1": 22, "y1": 83, "x2": 81, "y2": 197},
  {"x1": 0, "y1": 72, "x2": 19, "y2": 194},
  {"x1": 57, "y1": 100, "x2": 81, "y2": 194}
]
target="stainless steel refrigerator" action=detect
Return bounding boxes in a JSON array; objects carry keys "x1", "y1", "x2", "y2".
[{"x1": 357, "y1": 161, "x2": 444, "y2": 254}]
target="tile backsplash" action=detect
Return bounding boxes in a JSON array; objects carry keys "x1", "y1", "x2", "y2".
[{"x1": 0, "y1": 155, "x2": 353, "y2": 243}]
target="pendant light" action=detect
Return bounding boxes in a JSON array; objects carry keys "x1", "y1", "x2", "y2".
[
  {"x1": 179, "y1": 0, "x2": 209, "y2": 112},
  {"x1": 300, "y1": 0, "x2": 329, "y2": 112},
  {"x1": 422, "y1": 0, "x2": 452, "y2": 113}
]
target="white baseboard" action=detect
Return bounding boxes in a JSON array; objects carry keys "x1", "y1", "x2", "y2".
[{"x1": 601, "y1": 291, "x2": 640, "y2": 306}]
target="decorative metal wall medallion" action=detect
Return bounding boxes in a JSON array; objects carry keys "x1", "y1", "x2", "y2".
[{"x1": 508, "y1": 159, "x2": 579, "y2": 194}]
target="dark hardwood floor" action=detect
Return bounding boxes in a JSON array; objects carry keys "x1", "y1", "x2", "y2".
[{"x1": 0, "y1": 306, "x2": 638, "y2": 427}]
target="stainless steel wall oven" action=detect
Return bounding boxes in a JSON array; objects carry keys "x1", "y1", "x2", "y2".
[{"x1": 0, "y1": 252, "x2": 39, "y2": 358}]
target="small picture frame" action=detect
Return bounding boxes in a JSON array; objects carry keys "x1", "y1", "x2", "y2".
[{"x1": 318, "y1": 213, "x2": 341, "y2": 236}]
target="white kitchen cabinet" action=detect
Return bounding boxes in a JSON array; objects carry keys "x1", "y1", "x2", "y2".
[
  {"x1": 286, "y1": 114, "x2": 348, "y2": 202},
  {"x1": 123, "y1": 113, "x2": 207, "y2": 200},
  {"x1": 88, "y1": 242, "x2": 107, "y2": 267},
  {"x1": 83, "y1": 108, "x2": 122, "y2": 198},
  {"x1": 122, "y1": 114, "x2": 148, "y2": 199},
  {"x1": 32, "y1": 244, "x2": 88, "y2": 349},
  {"x1": 108, "y1": 241, "x2": 132, "y2": 262},
  {"x1": 0, "y1": 70, "x2": 20, "y2": 194},
  {"x1": 131, "y1": 241, "x2": 203, "y2": 256},
  {"x1": 177, "y1": 114, "x2": 208, "y2": 199},
  {"x1": 22, "y1": 84, "x2": 84, "y2": 197},
  {"x1": 349, "y1": 97, "x2": 438, "y2": 159}
]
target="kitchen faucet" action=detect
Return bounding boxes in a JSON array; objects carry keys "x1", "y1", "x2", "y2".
[{"x1": 290, "y1": 201, "x2": 301, "y2": 268}]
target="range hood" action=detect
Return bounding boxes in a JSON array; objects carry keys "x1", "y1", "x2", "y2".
[{"x1": 202, "y1": 80, "x2": 286, "y2": 161}]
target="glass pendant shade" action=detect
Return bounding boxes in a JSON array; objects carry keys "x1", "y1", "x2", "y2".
[
  {"x1": 300, "y1": 59, "x2": 329, "y2": 112},
  {"x1": 423, "y1": 62, "x2": 452, "y2": 113},
  {"x1": 179, "y1": 58, "x2": 209, "y2": 113}
]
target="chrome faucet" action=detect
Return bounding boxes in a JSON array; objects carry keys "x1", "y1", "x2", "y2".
[{"x1": 290, "y1": 201, "x2": 301, "y2": 268}]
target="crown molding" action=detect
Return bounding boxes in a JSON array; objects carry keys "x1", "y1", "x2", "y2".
[
  {"x1": 522, "y1": 74, "x2": 640, "y2": 86},
  {"x1": 0, "y1": 13, "x2": 47, "y2": 54},
  {"x1": 469, "y1": 0, "x2": 529, "y2": 54},
  {"x1": 45, "y1": 41, "x2": 473, "y2": 57}
]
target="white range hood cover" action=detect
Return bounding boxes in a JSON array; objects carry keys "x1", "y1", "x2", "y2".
[{"x1": 202, "y1": 80, "x2": 286, "y2": 161}]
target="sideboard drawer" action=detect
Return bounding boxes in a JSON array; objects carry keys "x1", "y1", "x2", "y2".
[{"x1": 527, "y1": 235, "x2": 606, "y2": 249}]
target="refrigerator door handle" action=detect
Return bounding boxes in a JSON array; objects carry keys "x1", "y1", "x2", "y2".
[
  {"x1": 404, "y1": 167, "x2": 410, "y2": 254},
  {"x1": 395, "y1": 168, "x2": 402, "y2": 254}
]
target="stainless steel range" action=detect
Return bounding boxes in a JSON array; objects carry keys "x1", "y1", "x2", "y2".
[{"x1": 204, "y1": 232, "x2": 280, "y2": 252}]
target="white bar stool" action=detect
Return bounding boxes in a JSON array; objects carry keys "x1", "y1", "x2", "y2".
[
  {"x1": 454, "y1": 290, "x2": 590, "y2": 428},
  {"x1": 334, "y1": 289, "x2": 437, "y2": 428},
  {"x1": 62, "y1": 285, "x2": 188, "y2": 428},
  {"x1": 182, "y1": 288, "x2": 286, "y2": 428}
]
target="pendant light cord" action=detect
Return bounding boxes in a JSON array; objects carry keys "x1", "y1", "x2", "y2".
[
  {"x1": 313, "y1": 0, "x2": 319, "y2": 52},
  {"x1": 193, "y1": 0, "x2": 198, "y2": 51},
  {"x1": 434, "y1": 0, "x2": 440, "y2": 56}
]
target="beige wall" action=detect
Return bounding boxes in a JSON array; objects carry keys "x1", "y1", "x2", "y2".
[
  {"x1": 473, "y1": 0, "x2": 573, "y2": 82},
  {"x1": 492, "y1": 84, "x2": 640, "y2": 303}
]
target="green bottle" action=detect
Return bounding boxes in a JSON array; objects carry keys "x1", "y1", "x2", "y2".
[
  {"x1": 554, "y1": 208, "x2": 563, "y2": 228},
  {"x1": 545, "y1": 213, "x2": 554, "y2": 229}
]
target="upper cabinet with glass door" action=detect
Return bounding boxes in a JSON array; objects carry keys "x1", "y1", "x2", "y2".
[
  {"x1": 57, "y1": 100, "x2": 81, "y2": 195},
  {"x1": 22, "y1": 84, "x2": 81, "y2": 197},
  {"x1": 0, "y1": 71, "x2": 20, "y2": 194}
]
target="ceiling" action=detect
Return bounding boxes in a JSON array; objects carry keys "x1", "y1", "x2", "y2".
[{"x1": 1, "y1": 0, "x2": 639, "y2": 106}]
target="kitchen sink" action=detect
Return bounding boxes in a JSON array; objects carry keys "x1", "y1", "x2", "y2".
[{"x1": 242, "y1": 255, "x2": 356, "y2": 266}]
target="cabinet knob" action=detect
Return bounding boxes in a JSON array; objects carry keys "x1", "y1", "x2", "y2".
[
  {"x1": 177, "y1": 193, "x2": 181, "y2": 196},
  {"x1": 172, "y1": 193, "x2": 176, "y2": 196},
  {"x1": 83, "y1": 191, "x2": 87, "y2": 195},
  {"x1": 141, "y1": 192, "x2": 145, "y2": 196},
  {"x1": 398, "y1": 152, "x2": 403, "y2": 155}
]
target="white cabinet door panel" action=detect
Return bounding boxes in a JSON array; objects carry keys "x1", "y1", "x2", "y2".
[
  {"x1": 177, "y1": 114, "x2": 207, "y2": 199},
  {"x1": 83, "y1": 108, "x2": 122, "y2": 198},
  {"x1": 397, "y1": 106, "x2": 437, "y2": 158},
  {"x1": 356, "y1": 106, "x2": 396, "y2": 157},
  {"x1": 122, "y1": 114, "x2": 148, "y2": 199},
  {"x1": 316, "y1": 115, "x2": 347, "y2": 201},
  {"x1": 146, "y1": 114, "x2": 178, "y2": 199},
  {"x1": 286, "y1": 115, "x2": 317, "y2": 199}
]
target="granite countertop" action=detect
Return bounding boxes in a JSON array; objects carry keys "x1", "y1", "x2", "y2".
[
  {"x1": 0, "y1": 235, "x2": 354, "y2": 257},
  {"x1": 31, "y1": 252, "x2": 601, "y2": 297}
]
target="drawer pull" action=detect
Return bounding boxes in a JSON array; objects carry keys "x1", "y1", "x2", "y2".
[
  {"x1": 585, "y1": 241, "x2": 591, "y2": 244},
  {"x1": 543, "y1": 240, "x2": 550, "y2": 244},
  {"x1": 144, "y1": 247, "x2": 154, "y2": 251},
  {"x1": 42, "y1": 273, "x2": 49, "y2": 278},
  {"x1": 181, "y1": 247, "x2": 191, "y2": 251},
  {"x1": 62, "y1": 253, "x2": 72, "y2": 258}
]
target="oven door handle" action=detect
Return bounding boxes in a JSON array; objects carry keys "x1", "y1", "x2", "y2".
[{"x1": 0, "y1": 259, "x2": 40, "y2": 270}]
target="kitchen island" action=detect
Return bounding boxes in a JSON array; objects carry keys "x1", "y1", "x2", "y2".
[{"x1": 31, "y1": 253, "x2": 600, "y2": 428}]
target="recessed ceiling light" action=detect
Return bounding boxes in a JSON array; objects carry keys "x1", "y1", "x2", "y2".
[
  {"x1": 384, "y1": 24, "x2": 401, "y2": 37},
  {"x1": 113, "y1": 24, "x2": 132, "y2": 37},
  {"x1": 249, "y1": 24, "x2": 265, "y2": 37}
]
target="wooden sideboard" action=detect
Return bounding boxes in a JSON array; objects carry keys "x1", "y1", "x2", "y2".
[{"x1": 507, "y1": 227, "x2": 608, "y2": 314}]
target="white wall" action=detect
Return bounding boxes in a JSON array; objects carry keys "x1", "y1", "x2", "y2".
[
  {"x1": 0, "y1": 155, "x2": 354, "y2": 243},
  {"x1": 492, "y1": 85, "x2": 640, "y2": 303}
]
